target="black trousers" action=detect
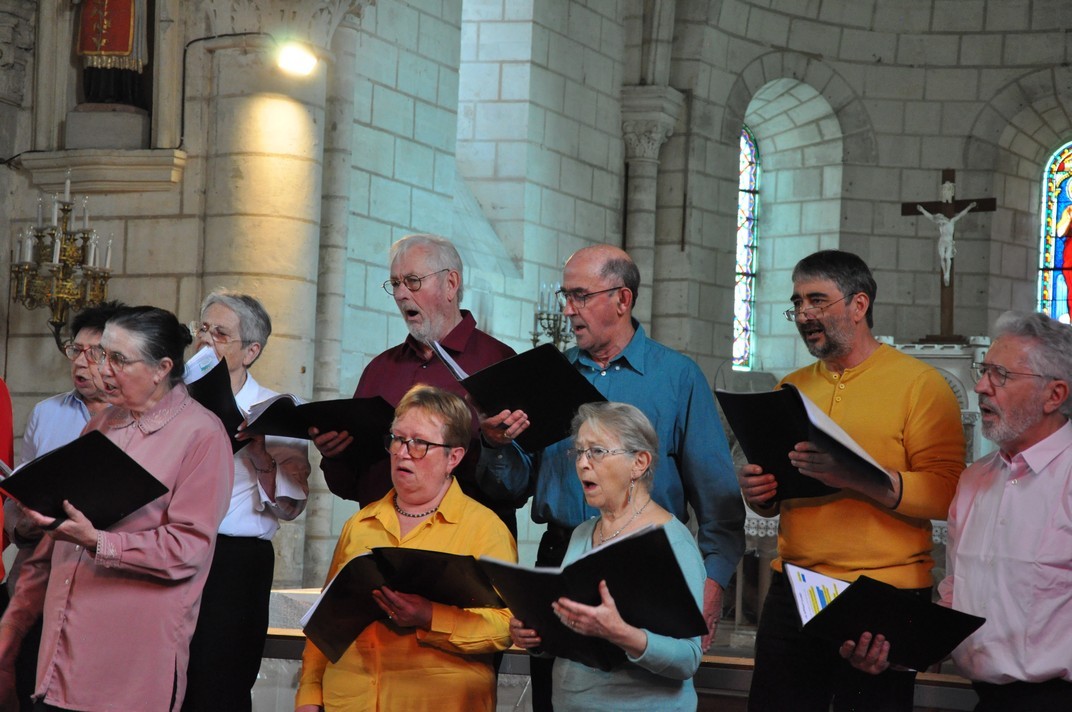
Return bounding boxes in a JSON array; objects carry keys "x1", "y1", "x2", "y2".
[
  {"x1": 973, "y1": 678, "x2": 1072, "y2": 711},
  {"x1": 748, "y1": 571, "x2": 926, "y2": 712},
  {"x1": 181, "y1": 535, "x2": 275, "y2": 712},
  {"x1": 529, "y1": 524, "x2": 574, "y2": 712}
]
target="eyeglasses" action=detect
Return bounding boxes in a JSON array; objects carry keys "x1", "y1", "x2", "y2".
[
  {"x1": 555, "y1": 286, "x2": 624, "y2": 309},
  {"x1": 382, "y1": 268, "x2": 449, "y2": 296},
  {"x1": 783, "y1": 293, "x2": 856, "y2": 322},
  {"x1": 970, "y1": 361, "x2": 1055, "y2": 387},
  {"x1": 62, "y1": 342, "x2": 97, "y2": 361},
  {"x1": 86, "y1": 345, "x2": 146, "y2": 371},
  {"x1": 190, "y1": 321, "x2": 247, "y2": 345},
  {"x1": 566, "y1": 446, "x2": 638, "y2": 463},
  {"x1": 383, "y1": 433, "x2": 454, "y2": 459}
]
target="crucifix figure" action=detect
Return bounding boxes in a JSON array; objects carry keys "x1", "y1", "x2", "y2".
[
  {"x1": 901, "y1": 169, "x2": 996, "y2": 340},
  {"x1": 918, "y1": 201, "x2": 976, "y2": 287}
]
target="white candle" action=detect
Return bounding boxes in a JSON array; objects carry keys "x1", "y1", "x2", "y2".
[
  {"x1": 86, "y1": 237, "x2": 96, "y2": 268},
  {"x1": 13, "y1": 231, "x2": 21, "y2": 264},
  {"x1": 64, "y1": 170, "x2": 71, "y2": 202},
  {"x1": 24, "y1": 233, "x2": 34, "y2": 262},
  {"x1": 104, "y1": 236, "x2": 113, "y2": 270},
  {"x1": 82, "y1": 197, "x2": 89, "y2": 230},
  {"x1": 36, "y1": 196, "x2": 43, "y2": 227},
  {"x1": 51, "y1": 196, "x2": 58, "y2": 226},
  {"x1": 52, "y1": 235, "x2": 61, "y2": 263}
]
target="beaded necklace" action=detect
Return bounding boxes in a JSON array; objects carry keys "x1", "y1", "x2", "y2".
[{"x1": 393, "y1": 493, "x2": 439, "y2": 519}]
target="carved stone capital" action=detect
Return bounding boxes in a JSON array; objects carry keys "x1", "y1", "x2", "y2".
[
  {"x1": 203, "y1": 0, "x2": 374, "y2": 51},
  {"x1": 620, "y1": 84, "x2": 684, "y2": 163}
]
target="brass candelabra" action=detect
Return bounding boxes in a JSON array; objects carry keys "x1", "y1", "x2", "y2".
[{"x1": 11, "y1": 197, "x2": 112, "y2": 351}]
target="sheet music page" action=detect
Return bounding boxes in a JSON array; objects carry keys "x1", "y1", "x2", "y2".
[
  {"x1": 182, "y1": 347, "x2": 220, "y2": 384},
  {"x1": 784, "y1": 563, "x2": 851, "y2": 626}
]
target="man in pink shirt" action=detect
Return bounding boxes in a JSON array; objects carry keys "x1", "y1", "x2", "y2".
[{"x1": 843, "y1": 311, "x2": 1072, "y2": 711}]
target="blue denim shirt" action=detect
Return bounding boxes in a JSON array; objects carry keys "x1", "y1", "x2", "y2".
[{"x1": 478, "y1": 323, "x2": 745, "y2": 586}]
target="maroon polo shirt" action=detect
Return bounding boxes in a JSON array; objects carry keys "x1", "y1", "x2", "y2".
[{"x1": 321, "y1": 311, "x2": 519, "y2": 534}]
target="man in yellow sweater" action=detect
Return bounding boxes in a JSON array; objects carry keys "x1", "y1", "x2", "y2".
[{"x1": 738, "y1": 250, "x2": 965, "y2": 712}]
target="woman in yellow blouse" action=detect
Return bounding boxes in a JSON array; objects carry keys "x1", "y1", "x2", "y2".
[{"x1": 295, "y1": 385, "x2": 517, "y2": 712}]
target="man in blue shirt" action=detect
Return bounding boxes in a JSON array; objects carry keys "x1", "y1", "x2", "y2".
[{"x1": 482, "y1": 245, "x2": 744, "y2": 710}]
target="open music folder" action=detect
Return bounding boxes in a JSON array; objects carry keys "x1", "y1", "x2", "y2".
[
  {"x1": 0, "y1": 430, "x2": 169, "y2": 530},
  {"x1": 784, "y1": 563, "x2": 985, "y2": 670},
  {"x1": 431, "y1": 341, "x2": 606, "y2": 451},
  {"x1": 479, "y1": 525, "x2": 706, "y2": 671},
  {"x1": 301, "y1": 547, "x2": 505, "y2": 663},
  {"x1": 716, "y1": 384, "x2": 892, "y2": 501}
]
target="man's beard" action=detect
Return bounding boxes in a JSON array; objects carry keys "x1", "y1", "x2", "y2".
[
  {"x1": 798, "y1": 317, "x2": 852, "y2": 360},
  {"x1": 406, "y1": 309, "x2": 447, "y2": 345},
  {"x1": 979, "y1": 393, "x2": 1043, "y2": 447}
]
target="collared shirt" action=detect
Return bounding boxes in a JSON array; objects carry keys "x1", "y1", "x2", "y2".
[
  {"x1": 220, "y1": 373, "x2": 309, "y2": 539},
  {"x1": 2, "y1": 384, "x2": 234, "y2": 712},
  {"x1": 295, "y1": 478, "x2": 516, "y2": 711},
  {"x1": 20, "y1": 390, "x2": 92, "y2": 463},
  {"x1": 321, "y1": 310, "x2": 521, "y2": 531},
  {"x1": 939, "y1": 421, "x2": 1072, "y2": 684},
  {"x1": 481, "y1": 321, "x2": 745, "y2": 586}
]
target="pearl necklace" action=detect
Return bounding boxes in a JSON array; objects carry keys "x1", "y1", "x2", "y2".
[
  {"x1": 598, "y1": 496, "x2": 651, "y2": 545},
  {"x1": 393, "y1": 494, "x2": 439, "y2": 519}
]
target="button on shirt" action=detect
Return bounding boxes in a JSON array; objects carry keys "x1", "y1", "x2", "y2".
[{"x1": 939, "y1": 421, "x2": 1072, "y2": 684}]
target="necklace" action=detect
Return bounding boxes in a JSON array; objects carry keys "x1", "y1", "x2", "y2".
[
  {"x1": 598, "y1": 496, "x2": 651, "y2": 545},
  {"x1": 393, "y1": 493, "x2": 439, "y2": 519}
]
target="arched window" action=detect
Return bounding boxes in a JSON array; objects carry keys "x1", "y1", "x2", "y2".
[
  {"x1": 734, "y1": 125, "x2": 759, "y2": 370},
  {"x1": 1039, "y1": 140, "x2": 1072, "y2": 322}
]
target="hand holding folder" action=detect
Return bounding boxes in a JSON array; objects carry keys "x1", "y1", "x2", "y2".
[{"x1": 0, "y1": 430, "x2": 169, "y2": 530}]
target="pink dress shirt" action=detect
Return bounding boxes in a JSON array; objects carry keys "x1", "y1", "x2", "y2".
[
  {"x1": 2, "y1": 384, "x2": 234, "y2": 711},
  {"x1": 939, "y1": 421, "x2": 1072, "y2": 684}
]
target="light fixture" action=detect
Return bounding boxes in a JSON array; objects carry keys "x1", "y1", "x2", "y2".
[{"x1": 277, "y1": 42, "x2": 318, "y2": 77}]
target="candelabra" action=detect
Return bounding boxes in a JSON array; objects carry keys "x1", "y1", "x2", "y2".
[
  {"x1": 10, "y1": 192, "x2": 112, "y2": 351},
  {"x1": 530, "y1": 282, "x2": 573, "y2": 350}
]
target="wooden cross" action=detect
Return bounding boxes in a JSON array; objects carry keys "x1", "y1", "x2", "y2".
[{"x1": 901, "y1": 169, "x2": 996, "y2": 340}]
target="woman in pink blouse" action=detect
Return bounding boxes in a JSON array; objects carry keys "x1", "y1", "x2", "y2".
[{"x1": 0, "y1": 306, "x2": 234, "y2": 712}]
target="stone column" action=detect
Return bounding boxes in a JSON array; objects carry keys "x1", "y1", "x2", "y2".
[
  {"x1": 304, "y1": 18, "x2": 360, "y2": 587},
  {"x1": 620, "y1": 85, "x2": 683, "y2": 330}
]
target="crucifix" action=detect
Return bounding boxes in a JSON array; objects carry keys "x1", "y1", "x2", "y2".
[{"x1": 901, "y1": 169, "x2": 996, "y2": 341}]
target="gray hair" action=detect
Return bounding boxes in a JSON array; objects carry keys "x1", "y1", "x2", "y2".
[
  {"x1": 570, "y1": 401, "x2": 659, "y2": 489},
  {"x1": 792, "y1": 250, "x2": 878, "y2": 328},
  {"x1": 200, "y1": 290, "x2": 272, "y2": 365},
  {"x1": 389, "y1": 234, "x2": 465, "y2": 302},
  {"x1": 994, "y1": 310, "x2": 1072, "y2": 417}
]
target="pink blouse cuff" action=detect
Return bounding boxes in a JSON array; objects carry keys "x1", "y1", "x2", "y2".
[{"x1": 95, "y1": 530, "x2": 121, "y2": 567}]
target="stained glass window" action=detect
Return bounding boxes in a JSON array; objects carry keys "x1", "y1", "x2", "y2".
[
  {"x1": 734, "y1": 126, "x2": 759, "y2": 370},
  {"x1": 1039, "y1": 140, "x2": 1072, "y2": 323}
]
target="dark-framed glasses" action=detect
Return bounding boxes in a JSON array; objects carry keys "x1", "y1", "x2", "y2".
[
  {"x1": 86, "y1": 345, "x2": 146, "y2": 371},
  {"x1": 383, "y1": 433, "x2": 453, "y2": 459},
  {"x1": 382, "y1": 268, "x2": 449, "y2": 296},
  {"x1": 970, "y1": 361, "x2": 1055, "y2": 387},
  {"x1": 190, "y1": 321, "x2": 247, "y2": 345},
  {"x1": 555, "y1": 286, "x2": 624, "y2": 309},
  {"x1": 783, "y1": 293, "x2": 857, "y2": 322},
  {"x1": 62, "y1": 342, "x2": 96, "y2": 361},
  {"x1": 566, "y1": 446, "x2": 637, "y2": 463}
]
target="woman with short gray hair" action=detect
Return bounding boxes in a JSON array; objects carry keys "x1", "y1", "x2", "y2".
[{"x1": 510, "y1": 401, "x2": 706, "y2": 711}]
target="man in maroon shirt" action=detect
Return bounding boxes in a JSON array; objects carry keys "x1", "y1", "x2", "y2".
[{"x1": 312, "y1": 234, "x2": 530, "y2": 535}]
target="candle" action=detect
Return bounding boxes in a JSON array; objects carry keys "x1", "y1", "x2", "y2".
[
  {"x1": 82, "y1": 196, "x2": 89, "y2": 230},
  {"x1": 86, "y1": 236, "x2": 96, "y2": 268},
  {"x1": 64, "y1": 170, "x2": 71, "y2": 202},
  {"x1": 13, "y1": 230, "x2": 21, "y2": 264},
  {"x1": 52, "y1": 234, "x2": 61, "y2": 263},
  {"x1": 36, "y1": 196, "x2": 43, "y2": 227},
  {"x1": 104, "y1": 236, "x2": 113, "y2": 270},
  {"x1": 24, "y1": 233, "x2": 33, "y2": 262},
  {"x1": 51, "y1": 195, "x2": 58, "y2": 226}
]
